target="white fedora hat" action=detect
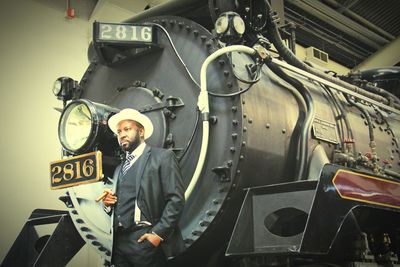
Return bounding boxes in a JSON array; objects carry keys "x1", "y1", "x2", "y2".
[{"x1": 108, "y1": 108, "x2": 154, "y2": 139}]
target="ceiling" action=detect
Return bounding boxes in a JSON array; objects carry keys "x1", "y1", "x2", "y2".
[
  {"x1": 44, "y1": 0, "x2": 400, "y2": 69},
  {"x1": 283, "y1": 0, "x2": 400, "y2": 69}
]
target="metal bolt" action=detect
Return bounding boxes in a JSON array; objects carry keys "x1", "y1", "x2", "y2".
[
  {"x1": 282, "y1": 129, "x2": 286, "y2": 134},
  {"x1": 230, "y1": 147, "x2": 236, "y2": 153},
  {"x1": 232, "y1": 120, "x2": 239, "y2": 126},
  {"x1": 232, "y1": 133, "x2": 238, "y2": 139},
  {"x1": 231, "y1": 106, "x2": 237, "y2": 112},
  {"x1": 248, "y1": 119, "x2": 253, "y2": 124},
  {"x1": 243, "y1": 127, "x2": 247, "y2": 132},
  {"x1": 266, "y1": 123, "x2": 270, "y2": 129}
]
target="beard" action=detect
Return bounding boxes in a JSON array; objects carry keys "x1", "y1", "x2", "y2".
[{"x1": 120, "y1": 132, "x2": 141, "y2": 152}]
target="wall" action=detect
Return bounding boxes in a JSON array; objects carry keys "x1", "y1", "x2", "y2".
[{"x1": 0, "y1": 0, "x2": 139, "y2": 266}]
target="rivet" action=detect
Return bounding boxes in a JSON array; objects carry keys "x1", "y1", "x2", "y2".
[
  {"x1": 231, "y1": 106, "x2": 237, "y2": 112},
  {"x1": 232, "y1": 120, "x2": 239, "y2": 126},
  {"x1": 218, "y1": 60, "x2": 225, "y2": 66},
  {"x1": 82, "y1": 78, "x2": 87, "y2": 83},
  {"x1": 243, "y1": 113, "x2": 247, "y2": 118},
  {"x1": 80, "y1": 227, "x2": 90, "y2": 232},
  {"x1": 242, "y1": 141, "x2": 246, "y2": 147},
  {"x1": 92, "y1": 241, "x2": 101, "y2": 246},
  {"x1": 76, "y1": 219, "x2": 84, "y2": 224},
  {"x1": 240, "y1": 155, "x2": 244, "y2": 160},
  {"x1": 87, "y1": 68, "x2": 93, "y2": 73},
  {"x1": 199, "y1": 220, "x2": 210, "y2": 227},
  {"x1": 232, "y1": 133, "x2": 238, "y2": 139},
  {"x1": 186, "y1": 25, "x2": 191, "y2": 31},
  {"x1": 71, "y1": 210, "x2": 78, "y2": 214},
  {"x1": 236, "y1": 170, "x2": 241, "y2": 174},
  {"x1": 192, "y1": 230, "x2": 202, "y2": 236},
  {"x1": 230, "y1": 147, "x2": 236, "y2": 153},
  {"x1": 193, "y1": 30, "x2": 199, "y2": 36},
  {"x1": 364, "y1": 121, "x2": 368, "y2": 126},
  {"x1": 223, "y1": 71, "x2": 229, "y2": 77},
  {"x1": 200, "y1": 35, "x2": 207, "y2": 41},
  {"x1": 227, "y1": 160, "x2": 233, "y2": 166},
  {"x1": 242, "y1": 100, "x2": 246, "y2": 104},
  {"x1": 248, "y1": 119, "x2": 253, "y2": 124},
  {"x1": 161, "y1": 19, "x2": 167, "y2": 25},
  {"x1": 169, "y1": 20, "x2": 175, "y2": 25},
  {"x1": 86, "y1": 234, "x2": 96, "y2": 240},
  {"x1": 243, "y1": 127, "x2": 247, "y2": 132},
  {"x1": 178, "y1": 22, "x2": 184, "y2": 27},
  {"x1": 266, "y1": 123, "x2": 270, "y2": 129},
  {"x1": 391, "y1": 156, "x2": 394, "y2": 160},
  {"x1": 360, "y1": 113, "x2": 365, "y2": 119},
  {"x1": 206, "y1": 210, "x2": 217, "y2": 216},
  {"x1": 212, "y1": 199, "x2": 222, "y2": 204},
  {"x1": 282, "y1": 129, "x2": 286, "y2": 134},
  {"x1": 227, "y1": 82, "x2": 233, "y2": 88},
  {"x1": 379, "y1": 126, "x2": 383, "y2": 131}
]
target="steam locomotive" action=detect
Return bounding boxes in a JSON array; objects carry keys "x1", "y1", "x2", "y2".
[{"x1": 2, "y1": 0, "x2": 400, "y2": 266}]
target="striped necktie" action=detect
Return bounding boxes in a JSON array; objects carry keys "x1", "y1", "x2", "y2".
[{"x1": 122, "y1": 154, "x2": 135, "y2": 175}]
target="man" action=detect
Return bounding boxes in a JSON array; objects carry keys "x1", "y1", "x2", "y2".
[{"x1": 98, "y1": 108, "x2": 185, "y2": 267}]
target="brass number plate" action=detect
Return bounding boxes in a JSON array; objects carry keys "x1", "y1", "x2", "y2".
[{"x1": 50, "y1": 151, "x2": 103, "y2": 190}]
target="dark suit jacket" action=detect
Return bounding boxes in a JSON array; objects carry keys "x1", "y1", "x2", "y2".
[{"x1": 112, "y1": 145, "x2": 186, "y2": 258}]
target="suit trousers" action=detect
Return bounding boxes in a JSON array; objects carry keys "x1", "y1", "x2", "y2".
[{"x1": 112, "y1": 226, "x2": 166, "y2": 267}]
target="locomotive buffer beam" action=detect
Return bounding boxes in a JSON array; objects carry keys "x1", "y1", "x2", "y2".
[
  {"x1": 1, "y1": 209, "x2": 85, "y2": 267},
  {"x1": 226, "y1": 164, "x2": 400, "y2": 263}
]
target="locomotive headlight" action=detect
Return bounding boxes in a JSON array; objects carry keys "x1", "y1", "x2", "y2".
[
  {"x1": 58, "y1": 99, "x2": 119, "y2": 154},
  {"x1": 53, "y1": 77, "x2": 79, "y2": 102},
  {"x1": 214, "y1": 12, "x2": 245, "y2": 44}
]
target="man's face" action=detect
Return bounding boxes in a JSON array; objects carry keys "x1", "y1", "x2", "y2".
[{"x1": 116, "y1": 120, "x2": 144, "y2": 153}]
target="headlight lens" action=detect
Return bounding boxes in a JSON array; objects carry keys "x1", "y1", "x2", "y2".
[
  {"x1": 233, "y1": 16, "x2": 245, "y2": 35},
  {"x1": 215, "y1": 16, "x2": 229, "y2": 34},
  {"x1": 58, "y1": 99, "x2": 119, "y2": 154},
  {"x1": 59, "y1": 101, "x2": 94, "y2": 152}
]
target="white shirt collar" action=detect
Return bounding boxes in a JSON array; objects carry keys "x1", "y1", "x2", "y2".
[{"x1": 126, "y1": 142, "x2": 146, "y2": 160}]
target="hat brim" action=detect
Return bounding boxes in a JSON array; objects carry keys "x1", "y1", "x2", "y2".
[{"x1": 108, "y1": 109, "x2": 154, "y2": 139}]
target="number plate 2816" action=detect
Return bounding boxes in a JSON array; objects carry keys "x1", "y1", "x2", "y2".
[{"x1": 50, "y1": 151, "x2": 103, "y2": 190}]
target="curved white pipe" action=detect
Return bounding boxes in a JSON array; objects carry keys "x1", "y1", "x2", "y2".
[{"x1": 185, "y1": 45, "x2": 256, "y2": 199}]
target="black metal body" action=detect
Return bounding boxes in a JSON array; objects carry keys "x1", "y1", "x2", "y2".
[{"x1": 0, "y1": 209, "x2": 84, "y2": 267}]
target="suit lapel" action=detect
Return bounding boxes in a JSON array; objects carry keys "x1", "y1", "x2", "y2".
[{"x1": 135, "y1": 146, "x2": 151, "y2": 197}]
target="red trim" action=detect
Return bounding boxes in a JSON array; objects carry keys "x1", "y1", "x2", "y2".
[{"x1": 332, "y1": 170, "x2": 400, "y2": 209}]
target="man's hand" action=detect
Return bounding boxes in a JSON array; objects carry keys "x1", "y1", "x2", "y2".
[
  {"x1": 138, "y1": 233, "x2": 161, "y2": 247},
  {"x1": 96, "y1": 189, "x2": 117, "y2": 207}
]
